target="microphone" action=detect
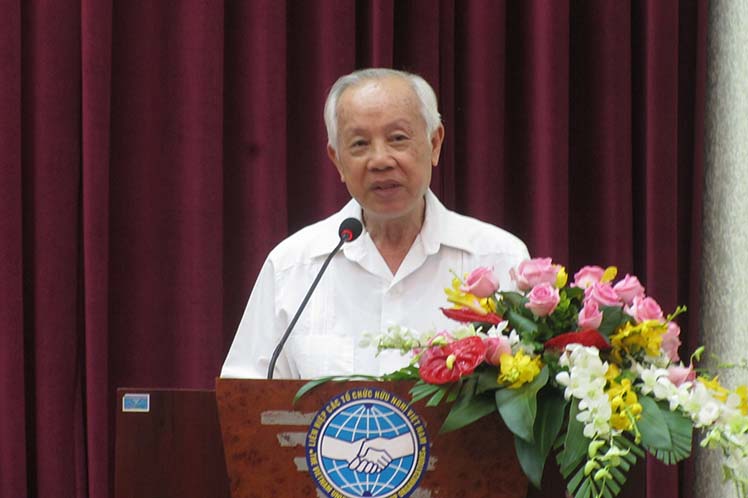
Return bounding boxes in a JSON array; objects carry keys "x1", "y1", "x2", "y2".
[
  {"x1": 339, "y1": 216, "x2": 363, "y2": 242},
  {"x1": 267, "y1": 217, "x2": 363, "y2": 379}
]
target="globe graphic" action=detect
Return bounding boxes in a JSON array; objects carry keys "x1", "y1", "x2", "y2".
[{"x1": 318, "y1": 399, "x2": 420, "y2": 498}]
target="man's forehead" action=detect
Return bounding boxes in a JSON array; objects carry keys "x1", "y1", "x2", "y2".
[
  {"x1": 336, "y1": 78, "x2": 422, "y2": 131},
  {"x1": 346, "y1": 76, "x2": 411, "y2": 95},
  {"x1": 339, "y1": 78, "x2": 416, "y2": 109}
]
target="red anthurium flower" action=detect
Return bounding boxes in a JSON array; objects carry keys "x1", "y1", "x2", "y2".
[
  {"x1": 441, "y1": 307, "x2": 503, "y2": 325},
  {"x1": 419, "y1": 336, "x2": 487, "y2": 384},
  {"x1": 544, "y1": 329, "x2": 611, "y2": 351}
]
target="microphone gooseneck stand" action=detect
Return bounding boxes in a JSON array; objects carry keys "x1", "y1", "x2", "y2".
[{"x1": 266, "y1": 218, "x2": 362, "y2": 379}]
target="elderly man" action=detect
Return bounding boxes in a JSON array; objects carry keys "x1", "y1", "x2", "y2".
[{"x1": 221, "y1": 68, "x2": 529, "y2": 379}]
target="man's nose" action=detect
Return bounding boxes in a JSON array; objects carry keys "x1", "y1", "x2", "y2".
[{"x1": 367, "y1": 142, "x2": 395, "y2": 170}]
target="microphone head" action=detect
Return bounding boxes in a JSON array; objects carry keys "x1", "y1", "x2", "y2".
[{"x1": 338, "y1": 217, "x2": 363, "y2": 242}]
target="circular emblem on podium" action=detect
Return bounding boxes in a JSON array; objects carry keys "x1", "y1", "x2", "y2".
[{"x1": 305, "y1": 387, "x2": 429, "y2": 498}]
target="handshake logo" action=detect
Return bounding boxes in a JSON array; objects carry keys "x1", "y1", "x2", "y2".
[
  {"x1": 322, "y1": 433, "x2": 416, "y2": 474},
  {"x1": 305, "y1": 388, "x2": 429, "y2": 498}
]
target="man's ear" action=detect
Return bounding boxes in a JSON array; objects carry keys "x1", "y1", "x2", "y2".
[
  {"x1": 430, "y1": 124, "x2": 445, "y2": 167},
  {"x1": 327, "y1": 143, "x2": 345, "y2": 182}
]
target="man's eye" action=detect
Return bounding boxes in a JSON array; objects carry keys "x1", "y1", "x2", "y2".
[
  {"x1": 351, "y1": 140, "x2": 367, "y2": 148},
  {"x1": 391, "y1": 134, "x2": 409, "y2": 142}
]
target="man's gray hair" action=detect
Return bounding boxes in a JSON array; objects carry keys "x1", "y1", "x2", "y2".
[{"x1": 323, "y1": 68, "x2": 442, "y2": 153}]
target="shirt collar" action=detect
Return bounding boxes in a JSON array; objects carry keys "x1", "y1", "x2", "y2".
[
  {"x1": 305, "y1": 197, "x2": 364, "y2": 260},
  {"x1": 305, "y1": 190, "x2": 476, "y2": 261},
  {"x1": 420, "y1": 190, "x2": 476, "y2": 255}
]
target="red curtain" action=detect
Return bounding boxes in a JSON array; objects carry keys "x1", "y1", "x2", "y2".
[{"x1": 0, "y1": 1, "x2": 706, "y2": 498}]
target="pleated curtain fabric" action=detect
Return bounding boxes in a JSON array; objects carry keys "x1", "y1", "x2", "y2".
[{"x1": 0, "y1": 1, "x2": 706, "y2": 498}]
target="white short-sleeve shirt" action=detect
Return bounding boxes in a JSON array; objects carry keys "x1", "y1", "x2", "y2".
[{"x1": 221, "y1": 190, "x2": 529, "y2": 379}]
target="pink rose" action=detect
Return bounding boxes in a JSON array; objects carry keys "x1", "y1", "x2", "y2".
[
  {"x1": 613, "y1": 274, "x2": 645, "y2": 305},
  {"x1": 661, "y1": 322, "x2": 682, "y2": 362},
  {"x1": 577, "y1": 300, "x2": 603, "y2": 331},
  {"x1": 525, "y1": 283, "x2": 560, "y2": 317},
  {"x1": 625, "y1": 296, "x2": 664, "y2": 323},
  {"x1": 573, "y1": 266, "x2": 605, "y2": 289},
  {"x1": 667, "y1": 363, "x2": 696, "y2": 387},
  {"x1": 584, "y1": 283, "x2": 622, "y2": 307},
  {"x1": 510, "y1": 258, "x2": 559, "y2": 292},
  {"x1": 484, "y1": 336, "x2": 512, "y2": 366},
  {"x1": 460, "y1": 266, "x2": 500, "y2": 298}
]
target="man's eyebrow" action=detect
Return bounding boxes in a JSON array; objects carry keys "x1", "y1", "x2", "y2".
[
  {"x1": 386, "y1": 119, "x2": 414, "y2": 129},
  {"x1": 340, "y1": 126, "x2": 366, "y2": 137},
  {"x1": 341, "y1": 119, "x2": 416, "y2": 137}
]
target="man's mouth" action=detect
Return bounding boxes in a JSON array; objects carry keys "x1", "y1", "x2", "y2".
[{"x1": 371, "y1": 181, "x2": 400, "y2": 191}]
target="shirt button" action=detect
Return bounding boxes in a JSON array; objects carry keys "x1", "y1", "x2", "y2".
[{"x1": 390, "y1": 286, "x2": 402, "y2": 297}]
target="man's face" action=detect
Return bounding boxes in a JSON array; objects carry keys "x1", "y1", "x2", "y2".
[{"x1": 327, "y1": 77, "x2": 444, "y2": 224}]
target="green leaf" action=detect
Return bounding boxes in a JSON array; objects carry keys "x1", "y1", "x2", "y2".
[
  {"x1": 495, "y1": 366, "x2": 549, "y2": 442},
  {"x1": 637, "y1": 396, "x2": 673, "y2": 449},
  {"x1": 380, "y1": 364, "x2": 421, "y2": 381},
  {"x1": 567, "y1": 464, "x2": 585, "y2": 497},
  {"x1": 439, "y1": 392, "x2": 496, "y2": 433},
  {"x1": 545, "y1": 293, "x2": 580, "y2": 338},
  {"x1": 597, "y1": 306, "x2": 631, "y2": 337},
  {"x1": 294, "y1": 366, "x2": 422, "y2": 404},
  {"x1": 574, "y1": 476, "x2": 592, "y2": 498},
  {"x1": 514, "y1": 388, "x2": 569, "y2": 489},
  {"x1": 534, "y1": 321, "x2": 556, "y2": 342},
  {"x1": 561, "y1": 433, "x2": 640, "y2": 498},
  {"x1": 565, "y1": 286, "x2": 585, "y2": 301},
  {"x1": 294, "y1": 376, "x2": 338, "y2": 404},
  {"x1": 426, "y1": 385, "x2": 449, "y2": 406},
  {"x1": 565, "y1": 436, "x2": 639, "y2": 498},
  {"x1": 638, "y1": 399, "x2": 693, "y2": 464},
  {"x1": 294, "y1": 374, "x2": 384, "y2": 404},
  {"x1": 535, "y1": 389, "x2": 568, "y2": 460},
  {"x1": 557, "y1": 401, "x2": 588, "y2": 478},
  {"x1": 475, "y1": 367, "x2": 501, "y2": 394},
  {"x1": 446, "y1": 384, "x2": 460, "y2": 403},
  {"x1": 514, "y1": 434, "x2": 544, "y2": 489},
  {"x1": 410, "y1": 381, "x2": 448, "y2": 404},
  {"x1": 499, "y1": 291, "x2": 527, "y2": 309},
  {"x1": 615, "y1": 434, "x2": 645, "y2": 458},
  {"x1": 608, "y1": 466, "x2": 627, "y2": 489},
  {"x1": 605, "y1": 475, "x2": 622, "y2": 495},
  {"x1": 505, "y1": 309, "x2": 540, "y2": 338}
]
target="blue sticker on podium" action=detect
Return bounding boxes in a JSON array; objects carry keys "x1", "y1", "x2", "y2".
[
  {"x1": 122, "y1": 393, "x2": 150, "y2": 412},
  {"x1": 305, "y1": 387, "x2": 429, "y2": 498}
]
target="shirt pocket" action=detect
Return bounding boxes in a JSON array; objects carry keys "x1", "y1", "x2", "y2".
[{"x1": 288, "y1": 334, "x2": 354, "y2": 379}]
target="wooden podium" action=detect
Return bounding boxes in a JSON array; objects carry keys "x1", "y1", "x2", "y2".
[
  {"x1": 114, "y1": 383, "x2": 645, "y2": 498},
  {"x1": 215, "y1": 379, "x2": 528, "y2": 498},
  {"x1": 114, "y1": 388, "x2": 232, "y2": 498}
]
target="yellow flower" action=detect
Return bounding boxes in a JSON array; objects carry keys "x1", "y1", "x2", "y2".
[
  {"x1": 610, "y1": 320, "x2": 667, "y2": 363},
  {"x1": 601, "y1": 266, "x2": 618, "y2": 283},
  {"x1": 606, "y1": 364, "x2": 621, "y2": 381},
  {"x1": 698, "y1": 376, "x2": 731, "y2": 402},
  {"x1": 498, "y1": 351, "x2": 543, "y2": 389},
  {"x1": 556, "y1": 266, "x2": 568, "y2": 288},
  {"x1": 606, "y1": 365, "x2": 642, "y2": 431},
  {"x1": 735, "y1": 385, "x2": 748, "y2": 415}
]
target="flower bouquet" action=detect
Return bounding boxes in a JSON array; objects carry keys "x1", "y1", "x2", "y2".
[{"x1": 363, "y1": 259, "x2": 748, "y2": 498}]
